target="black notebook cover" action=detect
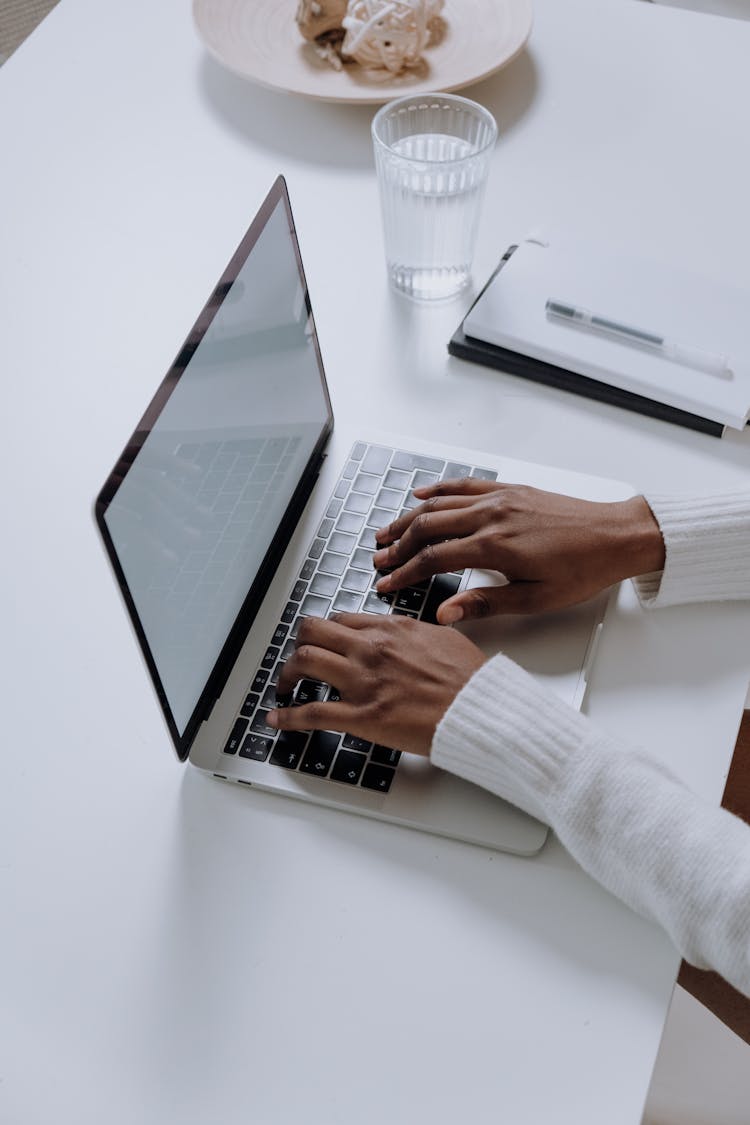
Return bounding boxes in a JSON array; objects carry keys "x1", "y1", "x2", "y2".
[{"x1": 449, "y1": 249, "x2": 725, "y2": 439}]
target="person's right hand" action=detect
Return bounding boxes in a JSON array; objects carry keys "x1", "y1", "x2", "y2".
[{"x1": 372, "y1": 479, "x2": 665, "y2": 622}]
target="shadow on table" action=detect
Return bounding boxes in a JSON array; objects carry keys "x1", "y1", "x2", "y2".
[
  {"x1": 127, "y1": 754, "x2": 675, "y2": 1115},
  {"x1": 160, "y1": 759, "x2": 675, "y2": 999},
  {"x1": 196, "y1": 49, "x2": 539, "y2": 172}
]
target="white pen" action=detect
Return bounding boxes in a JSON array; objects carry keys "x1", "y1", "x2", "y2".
[{"x1": 545, "y1": 298, "x2": 730, "y2": 377}]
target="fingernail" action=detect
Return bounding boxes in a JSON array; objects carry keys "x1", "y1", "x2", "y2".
[{"x1": 441, "y1": 605, "x2": 464, "y2": 624}]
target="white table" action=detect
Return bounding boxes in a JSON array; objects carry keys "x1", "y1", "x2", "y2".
[{"x1": 2, "y1": 1, "x2": 749, "y2": 1122}]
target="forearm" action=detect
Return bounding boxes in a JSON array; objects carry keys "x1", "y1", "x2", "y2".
[{"x1": 432, "y1": 656, "x2": 750, "y2": 996}]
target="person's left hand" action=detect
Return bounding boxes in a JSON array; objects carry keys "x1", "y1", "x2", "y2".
[{"x1": 267, "y1": 613, "x2": 486, "y2": 756}]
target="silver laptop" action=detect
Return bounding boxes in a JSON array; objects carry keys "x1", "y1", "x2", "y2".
[{"x1": 95, "y1": 176, "x2": 631, "y2": 855}]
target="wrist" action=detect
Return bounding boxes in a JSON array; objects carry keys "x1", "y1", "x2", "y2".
[{"x1": 610, "y1": 496, "x2": 666, "y2": 578}]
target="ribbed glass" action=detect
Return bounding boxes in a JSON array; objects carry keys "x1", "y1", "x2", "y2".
[{"x1": 372, "y1": 94, "x2": 497, "y2": 301}]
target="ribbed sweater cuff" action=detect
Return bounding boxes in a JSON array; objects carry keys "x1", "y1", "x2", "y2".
[
  {"x1": 634, "y1": 490, "x2": 750, "y2": 607},
  {"x1": 431, "y1": 654, "x2": 600, "y2": 823}
]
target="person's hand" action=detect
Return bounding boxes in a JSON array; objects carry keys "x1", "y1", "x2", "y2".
[
  {"x1": 372, "y1": 480, "x2": 665, "y2": 622},
  {"x1": 267, "y1": 613, "x2": 486, "y2": 756}
]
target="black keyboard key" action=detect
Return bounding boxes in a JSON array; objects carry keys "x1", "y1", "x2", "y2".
[
  {"x1": 421, "y1": 574, "x2": 462, "y2": 624},
  {"x1": 394, "y1": 587, "x2": 426, "y2": 613},
  {"x1": 275, "y1": 686, "x2": 294, "y2": 708},
  {"x1": 261, "y1": 645, "x2": 279, "y2": 670},
  {"x1": 291, "y1": 579, "x2": 308, "y2": 602},
  {"x1": 371, "y1": 746, "x2": 402, "y2": 767},
  {"x1": 361, "y1": 445, "x2": 392, "y2": 475},
  {"x1": 240, "y1": 692, "x2": 261, "y2": 717},
  {"x1": 361, "y1": 763, "x2": 396, "y2": 793},
  {"x1": 300, "y1": 731, "x2": 340, "y2": 777},
  {"x1": 393, "y1": 608, "x2": 418, "y2": 618},
  {"x1": 270, "y1": 731, "x2": 308, "y2": 769},
  {"x1": 280, "y1": 638, "x2": 297, "y2": 661},
  {"x1": 261, "y1": 686, "x2": 278, "y2": 710},
  {"x1": 269, "y1": 661, "x2": 284, "y2": 687},
  {"x1": 223, "y1": 716, "x2": 248, "y2": 755},
  {"x1": 271, "y1": 624, "x2": 288, "y2": 647},
  {"x1": 300, "y1": 558, "x2": 316, "y2": 581},
  {"x1": 281, "y1": 602, "x2": 298, "y2": 625},
  {"x1": 250, "y1": 710, "x2": 277, "y2": 737},
  {"x1": 239, "y1": 734, "x2": 273, "y2": 761},
  {"x1": 342, "y1": 734, "x2": 372, "y2": 753},
  {"x1": 331, "y1": 749, "x2": 367, "y2": 785},
  {"x1": 251, "y1": 670, "x2": 268, "y2": 693},
  {"x1": 295, "y1": 679, "x2": 328, "y2": 705}
]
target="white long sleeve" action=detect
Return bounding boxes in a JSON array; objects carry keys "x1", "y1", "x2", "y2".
[
  {"x1": 632, "y1": 488, "x2": 750, "y2": 607},
  {"x1": 431, "y1": 489, "x2": 750, "y2": 995}
]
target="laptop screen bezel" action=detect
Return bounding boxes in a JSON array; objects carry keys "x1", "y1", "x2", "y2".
[{"x1": 94, "y1": 176, "x2": 334, "y2": 761}]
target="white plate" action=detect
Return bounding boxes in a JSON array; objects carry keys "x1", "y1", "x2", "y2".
[{"x1": 193, "y1": 0, "x2": 533, "y2": 104}]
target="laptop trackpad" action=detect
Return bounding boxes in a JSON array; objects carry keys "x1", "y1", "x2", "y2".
[{"x1": 456, "y1": 569, "x2": 606, "y2": 708}]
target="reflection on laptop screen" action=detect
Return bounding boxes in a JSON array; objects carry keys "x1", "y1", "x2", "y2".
[{"x1": 104, "y1": 198, "x2": 330, "y2": 734}]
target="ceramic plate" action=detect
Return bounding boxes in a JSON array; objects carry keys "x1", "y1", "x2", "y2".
[{"x1": 193, "y1": 0, "x2": 533, "y2": 104}]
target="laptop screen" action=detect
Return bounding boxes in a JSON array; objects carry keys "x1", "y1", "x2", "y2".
[{"x1": 96, "y1": 178, "x2": 333, "y2": 753}]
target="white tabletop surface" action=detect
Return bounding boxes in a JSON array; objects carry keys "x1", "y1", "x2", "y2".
[{"x1": 2, "y1": 1, "x2": 750, "y2": 1123}]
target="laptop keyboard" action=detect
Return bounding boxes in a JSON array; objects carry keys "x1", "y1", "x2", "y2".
[{"x1": 222, "y1": 442, "x2": 498, "y2": 794}]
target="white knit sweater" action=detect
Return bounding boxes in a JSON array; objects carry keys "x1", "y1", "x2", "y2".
[{"x1": 432, "y1": 489, "x2": 750, "y2": 996}]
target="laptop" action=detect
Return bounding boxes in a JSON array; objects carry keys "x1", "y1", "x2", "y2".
[{"x1": 95, "y1": 176, "x2": 631, "y2": 856}]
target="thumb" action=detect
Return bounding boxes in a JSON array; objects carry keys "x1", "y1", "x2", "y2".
[{"x1": 437, "y1": 583, "x2": 541, "y2": 622}]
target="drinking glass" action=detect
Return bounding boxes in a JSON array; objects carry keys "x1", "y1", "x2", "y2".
[{"x1": 371, "y1": 93, "x2": 498, "y2": 301}]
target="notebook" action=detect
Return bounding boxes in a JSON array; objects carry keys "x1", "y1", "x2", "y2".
[
  {"x1": 95, "y1": 177, "x2": 633, "y2": 855},
  {"x1": 454, "y1": 238, "x2": 750, "y2": 437}
]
